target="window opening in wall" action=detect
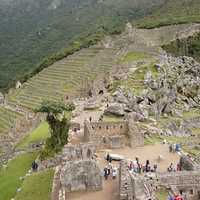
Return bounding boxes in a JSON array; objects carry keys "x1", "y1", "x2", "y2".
[
  {"x1": 106, "y1": 126, "x2": 109, "y2": 130},
  {"x1": 120, "y1": 125, "x2": 123, "y2": 129},
  {"x1": 99, "y1": 126, "x2": 101, "y2": 129},
  {"x1": 190, "y1": 189, "x2": 193, "y2": 195}
]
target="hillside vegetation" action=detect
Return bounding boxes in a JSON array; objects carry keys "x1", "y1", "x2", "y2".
[
  {"x1": 163, "y1": 33, "x2": 200, "y2": 61},
  {"x1": 136, "y1": 0, "x2": 200, "y2": 28},
  {"x1": 0, "y1": 0, "x2": 165, "y2": 92}
]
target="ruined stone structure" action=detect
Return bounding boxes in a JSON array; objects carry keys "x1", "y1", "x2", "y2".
[
  {"x1": 84, "y1": 120, "x2": 144, "y2": 149},
  {"x1": 60, "y1": 160, "x2": 102, "y2": 192},
  {"x1": 156, "y1": 172, "x2": 200, "y2": 200},
  {"x1": 50, "y1": 143, "x2": 102, "y2": 199},
  {"x1": 119, "y1": 159, "x2": 200, "y2": 200},
  {"x1": 119, "y1": 160, "x2": 154, "y2": 200}
]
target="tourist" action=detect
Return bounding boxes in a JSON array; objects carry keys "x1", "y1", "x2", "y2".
[
  {"x1": 129, "y1": 161, "x2": 133, "y2": 170},
  {"x1": 168, "y1": 163, "x2": 175, "y2": 172},
  {"x1": 176, "y1": 163, "x2": 181, "y2": 171},
  {"x1": 112, "y1": 168, "x2": 117, "y2": 179},
  {"x1": 145, "y1": 160, "x2": 150, "y2": 172},
  {"x1": 89, "y1": 116, "x2": 92, "y2": 122},
  {"x1": 153, "y1": 164, "x2": 158, "y2": 172},
  {"x1": 169, "y1": 144, "x2": 173, "y2": 152},
  {"x1": 174, "y1": 194, "x2": 183, "y2": 200},
  {"x1": 31, "y1": 161, "x2": 38, "y2": 172},
  {"x1": 106, "y1": 153, "x2": 110, "y2": 162},
  {"x1": 104, "y1": 167, "x2": 109, "y2": 180},
  {"x1": 168, "y1": 194, "x2": 174, "y2": 200}
]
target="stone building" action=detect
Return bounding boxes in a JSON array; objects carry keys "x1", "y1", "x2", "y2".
[
  {"x1": 50, "y1": 143, "x2": 102, "y2": 198},
  {"x1": 60, "y1": 159, "x2": 102, "y2": 192},
  {"x1": 119, "y1": 159, "x2": 200, "y2": 200},
  {"x1": 84, "y1": 120, "x2": 144, "y2": 149}
]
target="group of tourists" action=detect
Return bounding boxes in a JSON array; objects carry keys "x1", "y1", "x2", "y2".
[
  {"x1": 103, "y1": 154, "x2": 117, "y2": 180},
  {"x1": 168, "y1": 194, "x2": 184, "y2": 200},
  {"x1": 128, "y1": 158, "x2": 158, "y2": 174},
  {"x1": 169, "y1": 143, "x2": 181, "y2": 153},
  {"x1": 167, "y1": 162, "x2": 181, "y2": 172},
  {"x1": 103, "y1": 164, "x2": 117, "y2": 180}
]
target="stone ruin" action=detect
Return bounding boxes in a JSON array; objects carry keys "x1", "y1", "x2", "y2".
[
  {"x1": 119, "y1": 157, "x2": 200, "y2": 200},
  {"x1": 119, "y1": 160, "x2": 154, "y2": 200},
  {"x1": 60, "y1": 159, "x2": 102, "y2": 192},
  {"x1": 51, "y1": 143, "x2": 102, "y2": 199},
  {"x1": 84, "y1": 120, "x2": 144, "y2": 149}
]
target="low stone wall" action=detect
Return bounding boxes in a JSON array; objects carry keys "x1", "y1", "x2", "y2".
[
  {"x1": 38, "y1": 143, "x2": 96, "y2": 171},
  {"x1": 119, "y1": 160, "x2": 154, "y2": 200},
  {"x1": 156, "y1": 171, "x2": 200, "y2": 200}
]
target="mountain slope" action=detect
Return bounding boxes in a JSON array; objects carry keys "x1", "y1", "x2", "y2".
[
  {"x1": 136, "y1": 0, "x2": 200, "y2": 28},
  {"x1": 0, "y1": 0, "x2": 165, "y2": 92}
]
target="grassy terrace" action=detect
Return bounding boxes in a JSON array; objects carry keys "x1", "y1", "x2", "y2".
[
  {"x1": 15, "y1": 169, "x2": 54, "y2": 200},
  {"x1": 7, "y1": 47, "x2": 118, "y2": 110},
  {"x1": 0, "y1": 152, "x2": 38, "y2": 200},
  {"x1": 112, "y1": 52, "x2": 157, "y2": 95},
  {"x1": 16, "y1": 121, "x2": 50, "y2": 149},
  {"x1": 0, "y1": 106, "x2": 24, "y2": 135}
]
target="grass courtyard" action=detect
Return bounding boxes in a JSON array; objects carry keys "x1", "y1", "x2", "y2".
[
  {"x1": 0, "y1": 152, "x2": 38, "y2": 200},
  {"x1": 15, "y1": 169, "x2": 54, "y2": 200}
]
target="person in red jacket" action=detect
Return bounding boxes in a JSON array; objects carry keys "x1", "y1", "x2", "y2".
[{"x1": 174, "y1": 194, "x2": 183, "y2": 200}]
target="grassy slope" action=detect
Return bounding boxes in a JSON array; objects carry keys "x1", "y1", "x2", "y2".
[
  {"x1": 136, "y1": 0, "x2": 200, "y2": 29},
  {"x1": 0, "y1": 152, "x2": 38, "y2": 200},
  {"x1": 15, "y1": 169, "x2": 54, "y2": 200},
  {"x1": 16, "y1": 121, "x2": 50, "y2": 149}
]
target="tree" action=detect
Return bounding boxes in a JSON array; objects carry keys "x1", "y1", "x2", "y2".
[{"x1": 35, "y1": 101, "x2": 75, "y2": 159}]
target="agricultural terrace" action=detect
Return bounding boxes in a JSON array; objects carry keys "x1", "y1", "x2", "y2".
[
  {"x1": 0, "y1": 105, "x2": 24, "y2": 135},
  {"x1": 7, "y1": 46, "x2": 120, "y2": 110}
]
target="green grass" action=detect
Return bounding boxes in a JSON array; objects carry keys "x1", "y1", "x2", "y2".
[
  {"x1": 119, "y1": 52, "x2": 149, "y2": 63},
  {"x1": 15, "y1": 169, "x2": 54, "y2": 200},
  {"x1": 144, "y1": 135, "x2": 163, "y2": 145},
  {"x1": 0, "y1": 152, "x2": 38, "y2": 200},
  {"x1": 182, "y1": 109, "x2": 200, "y2": 120},
  {"x1": 155, "y1": 188, "x2": 169, "y2": 200},
  {"x1": 103, "y1": 114, "x2": 124, "y2": 122},
  {"x1": 112, "y1": 61, "x2": 158, "y2": 96},
  {"x1": 16, "y1": 122, "x2": 50, "y2": 149}
]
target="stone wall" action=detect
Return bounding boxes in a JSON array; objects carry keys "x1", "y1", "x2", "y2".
[
  {"x1": 60, "y1": 159, "x2": 102, "y2": 192},
  {"x1": 119, "y1": 160, "x2": 154, "y2": 200},
  {"x1": 84, "y1": 120, "x2": 144, "y2": 149},
  {"x1": 84, "y1": 121, "x2": 128, "y2": 149},
  {"x1": 38, "y1": 143, "x2": 96, "y2": 171},
  {"x1": 156, "y1": 171, "x2": 200, "y2": 200}
]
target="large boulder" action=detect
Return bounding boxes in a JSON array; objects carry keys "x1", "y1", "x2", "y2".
[
  {"x1": 180, "y1": 156, "x2": 195, "y2": 171},
  {"x1": 60, "y1": 160, "x2": 102, "y2": 192},
  {"x1": 125, "y1": 111, "x2": 146, "y2": 122},
  {"x1": 104, "y1": 103, "x2": 125, "y2": 116},
  {"x1": 113, "y1": 89, "x2": 129, "y2": 104}
]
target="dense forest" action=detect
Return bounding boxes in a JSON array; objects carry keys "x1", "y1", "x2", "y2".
[{"x1": 0, "y1": 0, "x2": 165, "y2": 92}]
